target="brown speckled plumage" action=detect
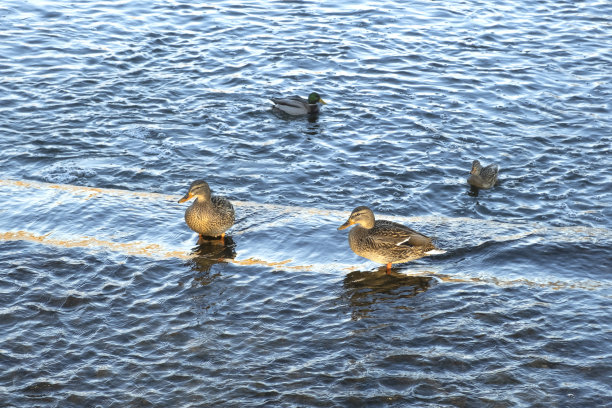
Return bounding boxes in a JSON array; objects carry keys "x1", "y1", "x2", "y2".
[
  {"x1": 467, "y1": 160, "x2": 499, "y2": 190},
  {"x1": 338, "y1": 206, "x2": 445, "y2": 272},
  {"x1": 178, "y1": 180, "x2": 234, "y2": 240}
]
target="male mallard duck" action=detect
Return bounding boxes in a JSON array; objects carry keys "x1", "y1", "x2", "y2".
[
  {"x1": 270, "y1": 92, "x2": 327, "y2": 115},
  {"x1": 338, "y1": 206, "x2": 445, "y2": 273},
  {"x1": 467, "y1": 160, "x2": 499, "y2": 193},
  {"x1": 178, "y1": 180, "x2": 235, "y2": 245}
]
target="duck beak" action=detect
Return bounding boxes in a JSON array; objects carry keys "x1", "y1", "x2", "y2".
[
  {"x1": 319, "y1": 98, "x2": 327, "y2": 105},
  {"x1": 337, "y1": 219, "x2": 353, "y2": 230},
  {"x1": 178, "y1": 191, "x2": 194, "y2": 203}
]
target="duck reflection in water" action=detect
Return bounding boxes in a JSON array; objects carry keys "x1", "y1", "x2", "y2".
[
  {"x1": 188, "y1": 235, "x2": 237, "y2": 283},
  {"x1": 343, "y1": 270, "x2": 434, "y2": 319}
]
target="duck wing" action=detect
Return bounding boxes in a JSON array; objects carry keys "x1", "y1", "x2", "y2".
[
  {"x1": 270, "y1": 96, "x2": 311, "y2": 115},
  {"x1": 480, "y1": 164, "x2": 499, "y2": 184},
  {"x1": 212, "y1": 195, "x2": 233, "y2": 210},
  {"x1": 371, "y1": 220, "x2": 433, "y2": 248},
  {"x1": 270, "y1": 96, "x2": 308, "y2": 108}
]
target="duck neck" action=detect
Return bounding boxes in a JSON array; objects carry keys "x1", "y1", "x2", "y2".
[
  {"x1": 358, "y1": 219, "x2": 375, "y2": 229},
  {"x1": 194, "y1": 194, "x2": 212, "y2": 205}
]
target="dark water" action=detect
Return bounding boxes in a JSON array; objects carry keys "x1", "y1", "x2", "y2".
[{"x1": 1, "y1": 0, "x2": 611, "y2": 406}]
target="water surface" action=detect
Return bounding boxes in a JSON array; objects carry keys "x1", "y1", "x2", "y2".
[{"x1": 0, "y1": 0, "x2": 611, "y2": 406}]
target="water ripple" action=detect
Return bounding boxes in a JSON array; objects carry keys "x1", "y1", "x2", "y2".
[{"x1": 1, "y1": 0, "x2": 611, "y2": 406}]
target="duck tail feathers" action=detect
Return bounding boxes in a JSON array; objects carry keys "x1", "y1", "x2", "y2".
[{"x1": 425, "y1": 249, "x2": 446, "y2": 255}]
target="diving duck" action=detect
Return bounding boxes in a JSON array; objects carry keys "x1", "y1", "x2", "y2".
[
  {"x1": 178, "y1": 180, "x2": 235, "y2": 245},
  {"x1": 467, "y1": 160, "x2": 499, "y2": 195},
  {"x1": 338, "y1": 206, "x2": 445, "y2": 274},
  {"x1": 270, "y1": 92, "x2": 327, "y2": 115}
]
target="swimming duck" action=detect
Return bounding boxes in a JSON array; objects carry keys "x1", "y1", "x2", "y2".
[
  {"x1": 467, "y1": 160, "x2": 499, "y2": 193},
  {"x1": 338, "y1": 206, "x2": 445, "y2": 274},
  {"x1": 178, "y1": 180, "x2": 235, "y2": 245},
  {"x1": 270, "y1": 92, "x2": 327, "y2": 115}
]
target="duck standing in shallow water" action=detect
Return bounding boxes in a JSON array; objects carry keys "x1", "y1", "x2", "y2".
[
  {"x1": 338, "y1": 206, "x2": 445, "y2": 274},
  {"x1": 270, "y1": 92, "x2": 327, "y2": 115},
  {"x1": 467, "y1": 160, "x2": 499, "y2": 196},
  {"x1": 178, "y1": 180, "x2": 235, "y2": 245}
]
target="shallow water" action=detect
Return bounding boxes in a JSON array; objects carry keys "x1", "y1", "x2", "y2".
[{"x1": 1, "y1": 0, "x2": 611, "y2": 406}]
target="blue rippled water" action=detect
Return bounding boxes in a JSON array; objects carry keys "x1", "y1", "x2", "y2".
[{"x1": 0, "y1": 0, "x2": 611, "y2": 406}]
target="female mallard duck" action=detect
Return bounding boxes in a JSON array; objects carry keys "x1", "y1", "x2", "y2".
[
  {"x1": 178, "y1": 180, "x2": 235, "y2": 244},
  {"x1": 270, "y1": 92, "x2": 327, "y2": 115},
  {"x1": 467, "y1": 160, "x2": 499, "y2": 194},
  {"x1": 338, "y1": 206, "x2": 445, "y2": 273}
]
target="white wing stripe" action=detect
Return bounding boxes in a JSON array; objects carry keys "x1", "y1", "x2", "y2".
[{"x1": 396, "y1": 237, "x2": 410, "y2": 246}]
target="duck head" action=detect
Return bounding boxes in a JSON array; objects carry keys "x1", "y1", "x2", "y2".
[
  {"x1": 178, "y1": 180, "x2": 211, "y2": 203},
  {"x1": 470, "y1": 160, "x2": 483, "y2": 175},
  {"x1": 308, "y1": 92, "x2": 327, "y2": 105},
  {"x1": 338, "y1": 206, "x2": 375, "y2": 230}
]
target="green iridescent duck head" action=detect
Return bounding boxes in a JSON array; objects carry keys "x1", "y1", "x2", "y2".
[{"x1": 307, "y1": 92, "x2": 327, "y2": 105}]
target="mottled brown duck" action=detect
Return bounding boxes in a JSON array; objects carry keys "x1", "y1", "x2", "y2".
[
  {"x1": 178, "y1": 180, "x2": 235, "y2": 245},
  {"x1": 338, "y1": 206, "x2": 445, "y2": 274}
]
